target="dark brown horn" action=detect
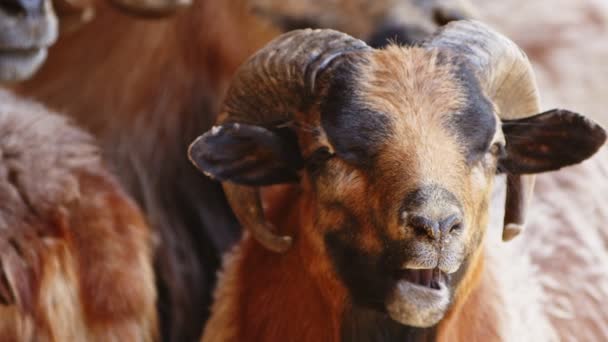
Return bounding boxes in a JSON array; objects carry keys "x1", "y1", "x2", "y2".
[
  {"x1": 424, "y1": 20, "x2": 540, "y2": 241},
  {"x1": 190, "y1": 29, "x2": 370, "y2": 252}
]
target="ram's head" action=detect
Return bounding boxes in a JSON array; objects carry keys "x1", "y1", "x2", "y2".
[{"x1": 189, "y1": 21, "x2": 606, "y2": 327}]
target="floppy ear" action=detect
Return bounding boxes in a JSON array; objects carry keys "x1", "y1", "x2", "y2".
[
  {"x1": 499, "y1": 109, "x2": 605, "y2": 241},
  {"x1": 499, "y1": 109, "x2": 606, "y2": 174},
  {"x1": 188, "y1": 123, "x2": 303, "y2": 186}
]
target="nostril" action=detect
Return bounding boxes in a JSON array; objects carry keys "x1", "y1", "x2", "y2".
[
  {"x1": 449, "y1": 222, "x2": 462, "y2": 233},
  {"x1": 408, "y1": 215, "x2": 440, "y2": 239},
  {"x1": 441, "y1": 214, "x2": 463, "y2": 234},
  {"x1": 0, "y1": 0, "x2": 23, "y2": 15},
  {"x1": 406, "y1": 213, "x2": 463, "y2": 239},
  {"x1": 0, "y1": 0, "x2": 43, "y2": 16}
]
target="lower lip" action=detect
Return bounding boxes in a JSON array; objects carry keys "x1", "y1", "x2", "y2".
[
  {"x1": 0, "y1": 47, "x2": 45, "y2": 58},
  {"x1": 385, "y1": 278, "x2": 451, "y2": 327}
]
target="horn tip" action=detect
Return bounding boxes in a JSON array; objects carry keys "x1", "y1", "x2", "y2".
[
  {"x1": 266, "y1": 235, "x2": 293, "y2": 253},
  {"x1": 502, "y1": 223, "x2": 523, "y2": 241}
]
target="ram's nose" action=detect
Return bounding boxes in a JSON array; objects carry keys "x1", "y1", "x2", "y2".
[
  {"x1": 0, "y1": 0, "x2": 46, "y2": 16},
  {"x1": 407, "y1": 213, "x2": 462, "y2": 241},
  {"x1": 400, "y1": 185, "x2": 464, "y2": 242}
]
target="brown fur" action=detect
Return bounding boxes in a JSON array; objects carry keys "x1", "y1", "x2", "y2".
[
  {"x1": 0, "y1": 90, "x2": 157, "y2": 341},
  {"x1": 202, "y1": 44, "x2": 503, "y2": 341}
]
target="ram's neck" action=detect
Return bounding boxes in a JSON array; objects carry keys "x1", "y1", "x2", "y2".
[{"x1": 203, "y1": 186, "x2": 349, "y2": 342}]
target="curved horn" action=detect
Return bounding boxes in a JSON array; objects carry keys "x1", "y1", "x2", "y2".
[
  {"x1": 223, "y1": 183, "x2": 292, "y2": 253},
  {"x1": 108, "y1": 0, "x2": 191, "y2": 17},
  {"x1": 192, "y1": 29, "x2": 370, "y2": 252},
  {"x1": 219, "y1": 29, "x2": 370, "y2": 125},
  {"x1": 424, "y1": 20, "x2": 539, "y2": 241}
]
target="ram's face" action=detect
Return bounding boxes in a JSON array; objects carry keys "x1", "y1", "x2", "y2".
[
  {"x1": 0, "y1": 0, "x2": 58, "y2": 82},
  {"x1": 310, "y1": 46, "x2": 499, "y2": 327},
  {"x1": 249, "y1": 0, "x2": 475, "y2": 46}
]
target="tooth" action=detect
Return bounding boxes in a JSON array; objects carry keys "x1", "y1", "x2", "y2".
[{"x1": 423, "y1": 269, "x2": 432, "y2": 286}]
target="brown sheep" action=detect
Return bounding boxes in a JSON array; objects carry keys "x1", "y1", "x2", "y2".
[
  {"x1": 0, "y1": 90, "x2": 157, "y2": 341},
  {"x1": 11, "y1": 1, "x2": 474, "y2": 339},
  {"x1": 188, "y1": 21, "x2": 606, "y2": 341}
]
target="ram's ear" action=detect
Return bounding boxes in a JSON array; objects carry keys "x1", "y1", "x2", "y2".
[
  {"x1": 499, "y1": 109, "x2": 606, "y2": 174},
  {"x1": 188, "y1": 123, "x2": 303, "y2": 186}
]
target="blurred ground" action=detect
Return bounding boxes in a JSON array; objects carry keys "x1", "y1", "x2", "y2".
[{"x1": 473, "y1": 0, "x2": 608, "y2": 127}]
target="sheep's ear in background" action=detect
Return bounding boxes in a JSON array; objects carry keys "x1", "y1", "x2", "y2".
[
  {"x1": 498, "y1": 109, "x2": 606, "y2": 241},
  {"x1": 498, "y1": 109, "x2": 606, "y2": 174},
  {"x1": 188, "y1": 123, "x2": 303, "y2": 186}
]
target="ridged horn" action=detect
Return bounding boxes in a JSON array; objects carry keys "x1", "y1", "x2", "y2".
[
  {"x1": 424, "y1": 20, "x2": 540, "y2": 241},
  {"x1": 195, "y1": 29, "x2": 370, "y2": 252}
]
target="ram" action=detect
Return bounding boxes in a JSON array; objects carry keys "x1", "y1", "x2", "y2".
[
  {"x1": 189, "y1": 21, "x2": 607, "y2": 341},
  {"x1": 12, "y1": 0, "x2": 474, "y2": 339},
  {"x1": 0, "y1": 90, "x2": 157, "y2": 340}
]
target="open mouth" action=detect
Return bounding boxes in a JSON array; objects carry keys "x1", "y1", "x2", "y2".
[
  {"x1": 395, "y1": 267, "x2": 446, "y2": 290},
  {"x1": 385, "y1": 267, "x2": 451, "y2": 327}
]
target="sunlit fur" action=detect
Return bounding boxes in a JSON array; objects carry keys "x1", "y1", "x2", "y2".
[{"x1": 0, "y1": 90, "x2": 157, "y2": 341}]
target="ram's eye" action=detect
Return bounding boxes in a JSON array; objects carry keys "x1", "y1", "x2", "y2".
[
  {"x1": 306, "y1": 147, "x2": 335, "y2": 171},
  {"x1": 488, "y1": 142, "x2": 506, "y2": 158}
]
